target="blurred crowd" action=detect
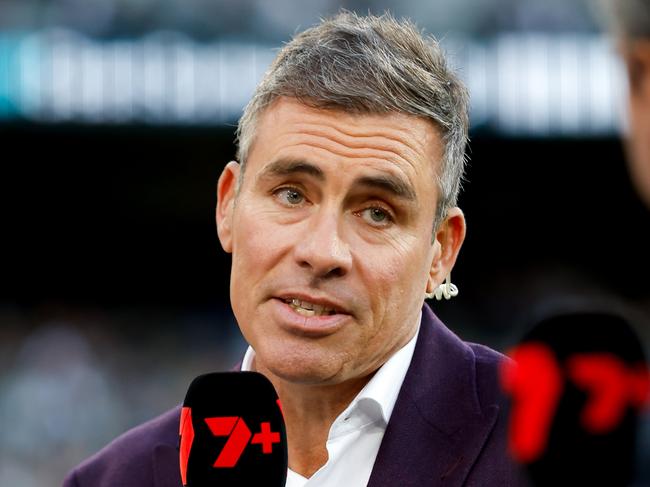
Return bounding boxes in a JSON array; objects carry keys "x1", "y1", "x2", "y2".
[
  {"x1": 0, "y1": 305, "x2": 246, "y2": 486},
  {"x1": 0, "y1": 0, "x2": 601, "y2": 40}
]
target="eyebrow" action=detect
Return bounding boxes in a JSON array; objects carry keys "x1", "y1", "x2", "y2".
[
  {"x1": 354, "y1": 174, "x2": 416, "y2": 202},
  {"x1": 257, "y1": 158, "x2": 325, "y2": 182},
  {"x1": 258, "y1": 157, "x2": 417, "y2": 202}
]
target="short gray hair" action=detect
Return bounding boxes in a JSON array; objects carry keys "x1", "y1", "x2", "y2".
[
  {"x1": 599, "y1": 0, "x2": 650, "y2": 39},
  {"x1": 236, "y1": 10, "x2": 469, "y2": 229}
]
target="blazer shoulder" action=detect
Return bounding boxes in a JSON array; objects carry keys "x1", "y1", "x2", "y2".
[
  {"x1": 464, "y1": 343, "x2": 532, "y2": 485},
  {"x1": 63, "y1": 406, "x2": 181, "y2": 487},
  {"x1": 467, "y1": 342, "x2": 510, "y2": 408}
]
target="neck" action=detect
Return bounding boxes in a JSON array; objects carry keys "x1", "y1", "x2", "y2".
[{"x1": 254, "y1": 359, "x2": 376, "y2": 478}]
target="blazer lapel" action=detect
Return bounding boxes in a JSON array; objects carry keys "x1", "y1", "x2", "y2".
[{"x1": 367, "y1": 304, "x2": 500, "y2": 487}]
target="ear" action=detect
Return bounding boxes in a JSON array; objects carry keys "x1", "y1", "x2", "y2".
[
  {"x1": 426, "y1": 207, "x2": 466, "y2": 294},
  {"x1": 216, "y1": 161, "x2": 241, "y2": 254}
]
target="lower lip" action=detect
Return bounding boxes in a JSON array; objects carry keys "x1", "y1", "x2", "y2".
[{"x1": 270, "y1": 298, "x2": 351, "y2": 337}]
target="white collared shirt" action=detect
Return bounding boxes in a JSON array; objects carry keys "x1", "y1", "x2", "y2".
[{"x1": 240, "y1": 313, "x2": 421, "y2": 487}]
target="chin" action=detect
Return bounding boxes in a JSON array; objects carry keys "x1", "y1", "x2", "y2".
[{"x1": 259, "y1": 348, "x2": 343, "y2": 385}]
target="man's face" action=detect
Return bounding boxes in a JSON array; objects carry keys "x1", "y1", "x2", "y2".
[
  {"x1": 623, "y1": 40, "x2": 650, "y2": 207},
  {"x1": 217, "y1": 97, "x2": 464, "y2": 385}
]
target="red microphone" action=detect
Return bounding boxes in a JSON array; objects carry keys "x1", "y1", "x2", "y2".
[
  {"x1": 179, "y1": 372, "x2": 288, "y2": 487},
  {"x1": 501, "y1": 312, "x2": 649, "y2": 486}
]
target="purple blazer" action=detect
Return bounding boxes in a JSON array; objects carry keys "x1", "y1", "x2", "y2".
[{"x1": 63, "y1": 304, "x2": 530, "y2": 486}]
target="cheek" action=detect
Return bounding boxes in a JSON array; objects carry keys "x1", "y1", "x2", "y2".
[
  {"x1": 229, "y1": 208, "x2": 287, "y2": 310},
  {"x1": 357, "y1": 236, "x2": 430, "y2": 310},
  {"x1": 232, "y1": 205, "x2": 288, "y2": 263}
]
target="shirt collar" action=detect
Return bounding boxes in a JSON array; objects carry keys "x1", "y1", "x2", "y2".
[
  {"x1": 241, "y1": 311, "x2": 422, "y2": 427},
  {"x1": 352, "y1": 312, "x2": 421, "y2": 425}
]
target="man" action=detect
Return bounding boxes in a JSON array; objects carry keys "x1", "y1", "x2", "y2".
[
  {"x1": 600, "y1": 0, "x2": 650, "y2": 482},
  {"x1": 64, "y1": 12, "x2": 527, "y2": 486},
  {"x1": 601, "y1": 0, "x2": 650, "y2": 208}
]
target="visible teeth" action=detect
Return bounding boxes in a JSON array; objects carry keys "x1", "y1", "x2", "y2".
[
  {"x1": 295, "y1": 299, "x2": 313, "y2": 310},
  {"x1": 285, "y1": 298, "x2": 335, "y2": 316},
  {"x1": 294, "y1": 307, "x2": 316, "y2": 317}
]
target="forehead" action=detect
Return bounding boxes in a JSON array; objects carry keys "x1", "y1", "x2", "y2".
[{"x1": 246, "y1": 97, "x2": 443, "y2": 181}]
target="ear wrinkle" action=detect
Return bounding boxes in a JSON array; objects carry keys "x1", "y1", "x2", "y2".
[
  {"x1": 426, "y1": 230, "x2": 446, "y2": 294},
  {"x1": 434, "y1": 207, "x2": 466, "y2": 279},
  {"x1": 437, "y1": 219, "x2": 455, "y2": 266}
]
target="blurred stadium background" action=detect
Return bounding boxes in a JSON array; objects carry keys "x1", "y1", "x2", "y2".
[{"x1": 1, "y1": 0, "x2": 649, "y2": 485}]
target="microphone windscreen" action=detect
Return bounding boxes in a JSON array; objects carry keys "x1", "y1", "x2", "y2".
[
  {"x1": 179, "y1": 372, "x2": 288, "y2": 487},
  {"x1": 502, "y1": 312, "x2": 649, "y2": 486}
]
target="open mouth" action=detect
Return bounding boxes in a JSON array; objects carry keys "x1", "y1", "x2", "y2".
[{"x1": 282, "y1": 298, "x2": 339, "y2": 317}]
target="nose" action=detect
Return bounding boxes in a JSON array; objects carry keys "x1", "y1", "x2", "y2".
[{"x1": 293, "y1": 206, "x2": 352, "y2": 279}]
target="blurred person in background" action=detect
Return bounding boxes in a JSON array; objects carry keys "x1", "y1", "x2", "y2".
[
  {"x1": 504, "y1": 2, "x2": 650, "y2": 484},
  {"x1": 63, "y1": 11, "x2": 528, "y2": 487},
  {"x1": 602, "y1": 0, "x2": 650, "y2": 208},
  {"x1": 601, "y1": 0, "x2": 650, "y2": 483}
]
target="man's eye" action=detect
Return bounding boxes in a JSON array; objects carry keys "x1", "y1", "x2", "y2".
[
  {"x1": 360, "y1": 207, "x2": 393, "y2": 226},
  {"x1": 274, "y1": 187, "x2": 305, "y2": 206}
]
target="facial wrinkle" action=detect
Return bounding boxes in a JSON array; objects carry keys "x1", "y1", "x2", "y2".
[
  {"x1": 291, "y1": 109, "x2": 431, "y2": 158},
  {"x1": 292, "y1": 121, "x2": 427, "y2": 172},
  {"x1": 282, "y1": 136, "x2": 416, "y2": 175}
]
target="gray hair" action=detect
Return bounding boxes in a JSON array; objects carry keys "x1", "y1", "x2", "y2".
[
  {"x1": 235, "y1": 10, "x2": 469, "y2": 229},
  {"x1": 599, "y1": 0, "x2": 650, "y2": 39}
]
